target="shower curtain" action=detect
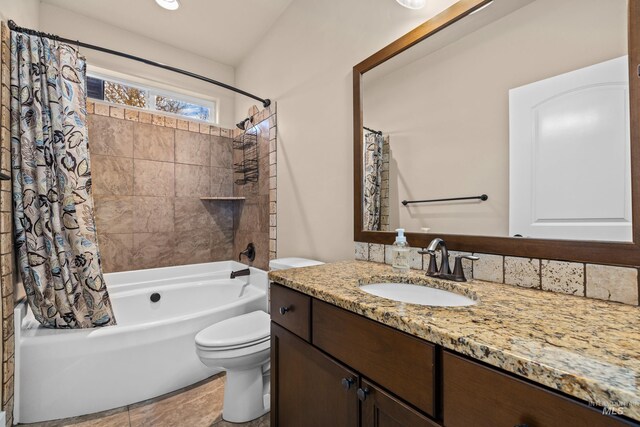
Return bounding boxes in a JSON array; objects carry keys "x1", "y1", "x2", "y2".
[
  {"x1": 363, "y1": 132, "x2": 384, "y2": 231},
  {"x1": 10, "y1": 31, "x2": 116, "y2": 328}
]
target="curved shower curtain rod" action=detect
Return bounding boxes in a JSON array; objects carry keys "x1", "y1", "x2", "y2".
[{"x1": 7, "y1": 20, "x2": 272, "y2": 108}]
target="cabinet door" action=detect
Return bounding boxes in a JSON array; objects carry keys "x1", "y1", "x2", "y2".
[
  {"x1": 271, "y1": 322, "x2": 358, "y2": 427},
  {"x1": 360, "y1": 379, "x2": 439, "y2": 427},
  {"x1": 443, "y1": 351, "x2": 633, "y2": 427}
]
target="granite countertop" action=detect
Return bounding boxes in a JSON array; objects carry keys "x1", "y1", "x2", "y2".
[{"x1": 269, "y1": 260, "x2": 640, "y2": 421}]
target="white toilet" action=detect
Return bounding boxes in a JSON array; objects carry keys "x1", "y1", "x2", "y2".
[{"x1": 195, "y1": 257, "x2": 323, "y2": 423}]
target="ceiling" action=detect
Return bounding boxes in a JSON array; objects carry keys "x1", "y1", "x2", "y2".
[{"x1": 40, "y1": 0, "x2": 294, "y2": 66}]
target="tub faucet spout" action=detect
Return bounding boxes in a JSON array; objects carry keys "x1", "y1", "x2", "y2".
[{"x1": 230, "y1": 268, "x2": 251, "y2": 279}]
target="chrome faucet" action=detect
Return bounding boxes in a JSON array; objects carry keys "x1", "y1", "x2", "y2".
[{"x1": 419, "y1": 238, "x2": 478, "y2": 282}]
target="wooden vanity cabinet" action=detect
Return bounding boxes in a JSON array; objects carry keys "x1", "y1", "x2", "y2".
[
  {"x1": 270, "y1": 322, "x2": 359, "y2": 427},
  {"x1": 360, "y1": 379, "x2": 439, "y2": 427},
  {"x1": 443, "y1": 351, "x2": 633, "y2": 427},
  {"x1": 270, "y1": 283, "x2": 636, "y2": 427},
  {"x1": 312, "y1": 299, "x2": 436, "y2": 416}
]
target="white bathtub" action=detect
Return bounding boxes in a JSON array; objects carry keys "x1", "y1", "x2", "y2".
[{"x1": 14, "y1": 261, "x2": 268, "y2": 424}]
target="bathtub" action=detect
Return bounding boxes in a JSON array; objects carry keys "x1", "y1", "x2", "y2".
[{"x1": 14, "y1": 261, "x2": 268, "y2": 424}]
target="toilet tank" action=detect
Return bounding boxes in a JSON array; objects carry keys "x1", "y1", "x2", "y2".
[{"x1": 269, "y1": 257, "x2": 324, "y2": 271}]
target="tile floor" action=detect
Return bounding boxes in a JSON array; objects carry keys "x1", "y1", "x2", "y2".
[{"x1": 19, "y1": 374, "x2": 269, "y2": 427}]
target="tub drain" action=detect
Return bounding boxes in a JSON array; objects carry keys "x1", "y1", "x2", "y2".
[{"x1": 150, "y1": 292, "x2": 161, "y2": 303}]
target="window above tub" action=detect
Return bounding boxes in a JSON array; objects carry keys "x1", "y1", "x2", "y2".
[{"x1": 87, "y1": 73, "x2": 217, "y2": 124}]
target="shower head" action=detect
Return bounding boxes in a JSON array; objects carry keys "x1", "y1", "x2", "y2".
[{"x1": 236, "y1": 117, "x2": 253, "y2": 130}]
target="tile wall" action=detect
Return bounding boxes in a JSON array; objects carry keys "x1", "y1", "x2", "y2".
[
  {"x1": 88, "y1": 101, "x2": 277, "y2": 272},
  {"x1": 0, "y1": 22, "x2": 14, "y2": 427},
  {"x1": 355, "y1": 242, "x2": 640, "y2": 306},
  {"x1": 233, "y1": 106, "x2": 278, "y2": 271},
  {"x1": 88, "y1": 102, "x2": 236, "y2": 272}
]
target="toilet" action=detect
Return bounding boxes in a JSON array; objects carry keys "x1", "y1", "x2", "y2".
[{"x1": 195, "y1": 257, "x2": 323, "y2": 423}]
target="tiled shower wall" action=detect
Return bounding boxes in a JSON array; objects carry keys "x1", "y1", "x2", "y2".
[
  {"x1": 0, "y1": 22, "x2": 14, "y2": 427},
  {"x1": 87, "y1": 102, "x2": 236, "y2": 272},
  {"x1": 355, "y1": 242, "x2": 640, "y2": 306},
  {"x1": 88, "y1": 101, "x2": 277, "y2": 272},
  {"x1": 233, "y1": 106, "x2": 277, "y2": 271}
]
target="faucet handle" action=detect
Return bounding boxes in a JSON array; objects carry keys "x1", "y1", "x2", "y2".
[
  {"x1": 418, "y1": 249, "x2": 438, "y2": 276},
  {"x1": 452, "y1": 254, "x2": 479, "y2": 282}
]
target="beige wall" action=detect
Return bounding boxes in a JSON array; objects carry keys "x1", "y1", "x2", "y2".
[
  {"x1": 364, "y1": 0, "x2": 627, "y2": 236},
  {"x1": 0, "y1": 0, "x2": 39, "y2": 28},
  {"x1": 38, "y1": 3, "x2": 238, "y2": 128},
  {"x1": 234, "y1": 0, "x2": 460, "y2": 263}
]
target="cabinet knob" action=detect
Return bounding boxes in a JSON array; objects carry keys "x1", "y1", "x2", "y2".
[
  {"x1": 279, "y1": 306, "x2": 290, "y2": 315},
  {"x1": 357, "y1": 387, "x2": 369, "y2": 401},
  {"x1": 341, "y1": 377, "x2": 354, "y2": 390}
]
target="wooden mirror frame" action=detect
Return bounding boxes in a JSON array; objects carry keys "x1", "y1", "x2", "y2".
[{"x1": 353, "y1": 0, "x2": 640, "y2": 266}]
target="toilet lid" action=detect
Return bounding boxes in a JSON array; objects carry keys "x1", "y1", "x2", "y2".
[{"x1": 196, "y1": 311, "x2": 270, "y2": 349}]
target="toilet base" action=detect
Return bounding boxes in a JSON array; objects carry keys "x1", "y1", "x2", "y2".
[{"x1": 222, "y1": 367, "x2": 270, "y2": 423}]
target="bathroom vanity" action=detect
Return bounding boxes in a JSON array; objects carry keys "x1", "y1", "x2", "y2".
[{"x1": 268, "y1": 261, "x2": 640, "y2": 426}]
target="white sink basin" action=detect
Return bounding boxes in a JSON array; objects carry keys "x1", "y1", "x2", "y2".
[{"x1": 360, "y1": 283, "x2": 477, "y2": 307}]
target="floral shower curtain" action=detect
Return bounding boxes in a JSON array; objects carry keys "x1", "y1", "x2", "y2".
[
  {"x1": 10, "y1": 31, "x2": 116, "y2": 328},
  {"x1": 363, "y1": 132, "x2": 384, "y2": 231}
]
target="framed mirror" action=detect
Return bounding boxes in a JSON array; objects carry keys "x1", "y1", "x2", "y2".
[{"x1": 354, "y1": 0, "x2": 640, "y2": 266}]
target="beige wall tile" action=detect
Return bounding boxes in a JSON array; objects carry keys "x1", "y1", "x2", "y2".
[
  {"x1": 211, "y1": 136, "x2": 232, "y2": 169},
  {"x1": 109, "y1": 106, "x2": 124, "y2": 119},
  {"x1": 139, "y1": 112, "x2": 152, "y2": 124},
  {"x1": 210, "y1": 229, "x2": 234, "y2": 262},
  {"x1": 472, "y1": 253, "x2": 504, "y2": 283},
  {"x1": 355, "y1": 242, "x2": 368, "y2": 261},
  {"x1": 210, "y1": 167, "x2": 233, "y2": 197},
  {"x1": 134, "y1": 159, "x2": 174, "y2": 197},
  {"x1": 92, "y1": 155, "x2": 133, "y2": 196},
  {"x1": 235, "y1": 202, "x2": 265, "y2": 233},
  {"x1": 369, "y1": 243, "x2": 384, "y2": 263},
  {"x1": 94, "y1": 103, "x2": 109, "y2": 116},
  {"x1": 99, "y1": 233, "x2": 134, "y2": 273},
  {"x1": 177, "y1": 119, "x2": 189, "y2": 131},
  {"x1": 134, "y1": 123, "x2": 175, "y2": 162},
  {"x1": 164, "y1": 117, "x2": 177, "y2": 129},
  {"x1": 152, "y1": 114, "x2": 165, "y2": 126},
  {"x1": 586, "y1": 264, "x2": 639, "y2": 305},
  {"x1": 132, "y1": 232, "x2": 176, "y2": 270},
  {"x1": 175, "y1": 130, "x2": 210, "y2": 166},
  {"x1": 504, "y1": 256, "x2": 540, "y2": 288},
  {"x1": 175, "y1": 164, "x2": 210, "y2": 197},
  {"x1": 88, "y1": 114, "x2": 134, "y2": 158},
  {"x1": 175, "y1": 230, "x2": 212, "y2": 265},
  {"x1": 541, "y1": 260, "x2": 584, "y2": 296},
  {"x1": 174, "y1": 197, "x2": 214, "y2": 232},
  {"x1": 93, "y1": 195, "x2": 133, "y2": 234},
  {"x1": 124, "y1": 109, "x2": 139, "y2": 122},
  {"x1": 133, "y1": 197, "x2": 175, "y2": 233}
]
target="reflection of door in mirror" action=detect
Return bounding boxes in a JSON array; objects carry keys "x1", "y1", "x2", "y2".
[
  {"x1": 509, "y1": 56, "x2": 631, "y2": 242},
  {"x1": 361, "y1": 0, "x2": 629, "y2": 242}
]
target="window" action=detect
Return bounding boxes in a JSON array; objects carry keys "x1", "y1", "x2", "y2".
[{"x1": 87, "y1": 75, "x2": 216, "y2": 123}]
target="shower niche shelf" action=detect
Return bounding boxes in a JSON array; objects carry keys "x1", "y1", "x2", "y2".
[{"x1": 200, "y1": 197, "x2": 246, "y2": 201}]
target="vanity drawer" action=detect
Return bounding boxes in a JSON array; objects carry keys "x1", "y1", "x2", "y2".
[
  {"x1": 270, "y1": 283, "x2": 311, "y2": 341},
  {"x1": 312, "y1": 300, "x2": 436, "y2": 417},
  {"x1": 443, "y1": 351, "x2": 632, "y2": 427}
]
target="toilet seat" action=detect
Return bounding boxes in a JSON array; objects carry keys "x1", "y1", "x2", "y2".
[{"x1": 196, "y1": 311, "x2": 270, "y2": 351}]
